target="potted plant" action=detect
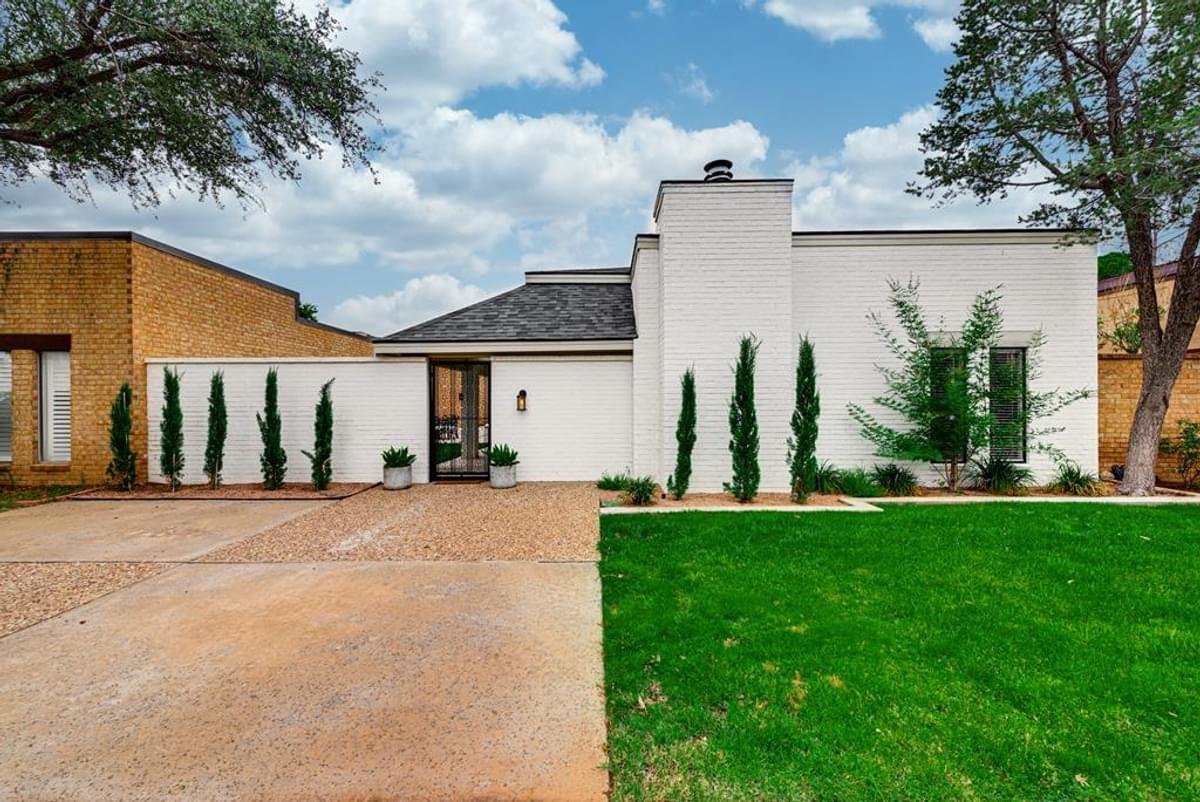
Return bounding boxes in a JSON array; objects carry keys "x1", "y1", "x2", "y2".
[
  {"x1": 381, "y1": 446, "x2": 417, "y2": 490},
  {"x1": 487, "y1": 444, "x2": 519, "y2": 489}
]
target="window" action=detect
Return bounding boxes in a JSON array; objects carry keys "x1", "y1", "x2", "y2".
[
  {"x1": 0, "y1": 352, "x2": 11, "y2": 462},
  {"x1": 39, "y1": 351, "x2": 71, "y2": 462},
  {"x1": 930, "y1": 347, "x2": 967, "y2": 461},
  {"x1": 989, "y1": 348, "x2": 1027, "y2": 462}
]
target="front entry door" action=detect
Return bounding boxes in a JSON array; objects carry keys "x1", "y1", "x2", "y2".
[{"x1": 430, "y1": 362, "x2": 491, "y2": 479}]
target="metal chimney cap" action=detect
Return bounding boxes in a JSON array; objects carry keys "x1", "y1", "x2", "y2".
[{"x1": 703, "y1": 159, "x2": 733, "y2": 182}]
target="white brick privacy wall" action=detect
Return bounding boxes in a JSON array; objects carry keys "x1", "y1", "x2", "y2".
[
  {"x1": 630, "y1": 243, "x2": 662, "y2": 479},
  {"x1": 792, "y1": 236, "x2": 1098, "y2": 483},
  {"x1": 147, "y1": 358, "x2": 428, "y2": 485},
  {"x1": 491, "y1": 356, "x2": 633, "y2": 481},
  {"x1": 656, "y1": 181, "x2": 796, "y2": 492}
]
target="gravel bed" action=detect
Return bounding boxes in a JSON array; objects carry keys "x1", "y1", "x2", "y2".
[
  {"x1": 77, "y1": 482, "x2": 374, "y2": 501},
  {"x1": 0, "y1": 562, "x2": 164, "y2": 637},
  {"x1": 206, "y1": 482, "x2": 601, "y2": 563}
]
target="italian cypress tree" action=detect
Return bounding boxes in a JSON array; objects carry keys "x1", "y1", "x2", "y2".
[
  {"x1": 257, "y1": 368, "x2": 288, "y2": 489},
  {"x1": 159, "y1": 367, "x2": 185, "y2": 490},
  {"x1": 786, "y1": 336, "x2": 820, "y2": 502},
  {"x1": 303, "y1": 379, "x2": 335, "y2": 490},
  {"x1": 724, "y1": 335, "x2": 761, "y2": 502},
  {"x1": 666, "y1": 368, "x2": 697, "y2": 499},
  {"x1": 105, "y1": 382, "x2": 137, "y2": 490},
  {"x1": 203, "y1": 371, "x2": 228, "y2": 489}
]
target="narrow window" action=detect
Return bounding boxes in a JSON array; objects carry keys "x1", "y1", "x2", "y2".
[
  {"x1": 989, "y1": 348, "x2": 1027, "y2": 462},
  {"x1": 39, "y1": 351, "x2": 71, "y2": 462},
  {"x1": 0, "y1": 351, "x2": 12, "y2": 462},
  {"x1": 930, "y1": 347, "x2": 967, "y2": 461}
]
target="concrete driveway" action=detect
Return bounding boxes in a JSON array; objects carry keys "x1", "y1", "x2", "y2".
[{"x1": 0, "y1": 488, "x2": 607, "y2": 802}]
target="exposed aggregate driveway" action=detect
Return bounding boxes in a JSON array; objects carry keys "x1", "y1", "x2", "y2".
[{"x1": 0, "y1": 483, "x2": 607, "y2": 802}]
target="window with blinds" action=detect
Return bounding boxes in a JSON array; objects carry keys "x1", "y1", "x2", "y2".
[
  {"x1": 0, "y1": 352, "x2": 11, "y2": 462},
  {"x1": 989, "y1": 348, "x2": 1027, "y2": 462},
  {"x1": 39, "y1": 351, "x2": 71, "y2": 463}
]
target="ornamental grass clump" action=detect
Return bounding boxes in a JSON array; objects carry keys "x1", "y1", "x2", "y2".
[
  {"x1": 598, "y1": 472, "x2": 634, "y2": 491},
  {"x1": 487, "y1": 444, "x2": 519, "y2": 466},
  {"x1": 624, "y1": 475, "x2": 656, "y2": 506},
  {"x1": 1049, "y1": 460, "x2": 1103, "y2": 496},
  {"x1": 837, "y1": 468, "x2": 884, "y2": 498},
  {"x1": 382, "y1": 446, "x2": 417, "y2": 468},
  {"x1": 872, "y1": 463, "x2": 919, "y2": 496},
  {"x1": 971, "y1": 456, "x2": 1033, "y2": 496}
]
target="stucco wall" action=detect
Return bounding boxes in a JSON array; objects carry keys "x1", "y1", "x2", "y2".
[
  {"x1": 792, "y1": 237, "x2": 1098, "y2": 483},
  {"x1": 491, "y1": 356, "x2": 633, "y2": 481},
  {"x1": 146, "y1": 358, "x2": 426, "y2": 485}
]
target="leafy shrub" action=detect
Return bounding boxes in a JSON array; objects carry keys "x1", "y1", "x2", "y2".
[
  {"x1": 838, "y1": 468, "x2": 884, "y2": 498},
  {"x1": 598, "y1": 472, "x2": 634, "y2": 491},
  {"x1": 1160, "y1": 420, "x2": 1200, "y2": 489},
  {"x1": 871, "y1": 463, "x2": 918, "y2": 496},
  {"x1": 813, "y1": 461, "x2": 842, "y2": 494},
  {"x1": 382, "y1": 446, "x2": 417, "y2": 468},
  {"x1": 971, "y1": 456, "x2": 1033, "y2": 495},
  {"x1": 106, "y1": 382, "x2": 137, "y2": 490},
  {"x1": 1049, "y1": 460, "x2": 1102, "y2": 496},
  {"x1": 487, "y1": 443, "x2": 519, "y2": 467},
  {"x1": 624, "y1": 475, "x2": 656, "y2": 506}
]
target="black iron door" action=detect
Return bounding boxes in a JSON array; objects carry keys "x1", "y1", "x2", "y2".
[{"x1": 430, "y1": 361, "x2": 491, "y2": 479}]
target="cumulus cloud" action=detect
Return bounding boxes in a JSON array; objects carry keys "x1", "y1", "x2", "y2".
[
  {"x1": 329, "y1": 274, "x2": 490, "y2": 336},
  {"x1": 667, "y1": 63, "x2": 717, "y2": 104},
  {"x1": 788, "y1": 105, "x2": 1053, "y2": 229},
  {"x1": 746, "y1": 0, "x2": 960, "y2": 48}
]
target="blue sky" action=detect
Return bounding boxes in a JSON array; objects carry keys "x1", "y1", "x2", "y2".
[{"x1": 6, "y1": 0, "x2": 1055, "y2": 335}]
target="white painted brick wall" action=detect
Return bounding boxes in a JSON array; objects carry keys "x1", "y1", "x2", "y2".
[
  {"x1": 492, "y1": 356, "x2": 633, "y2": 481},
  {"x1": 147, "y1": 358, "x2": 428, "y2": 485},
  {"x1": 657, "y1": 182, "x2": 796, "y2": 492},
  {"x1": 792, "y1": 239, "x2": 1098, "y2": 483},
  {"x1": 631, "y1": 245, "x2": 662, "y2": 479}
]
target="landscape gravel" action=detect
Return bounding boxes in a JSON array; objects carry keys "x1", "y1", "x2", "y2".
[{"x1": 0, "y1": 562, "x2": 164, "y2": 637}]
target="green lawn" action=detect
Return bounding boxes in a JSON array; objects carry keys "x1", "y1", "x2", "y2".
[{"x1": 600, "y1": 505, "x2": 1200, "y2": 801}]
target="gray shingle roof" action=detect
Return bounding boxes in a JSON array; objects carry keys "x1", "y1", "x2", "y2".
[{"x1": 376, "y1": 282, "x2": 636, "y2": 343}]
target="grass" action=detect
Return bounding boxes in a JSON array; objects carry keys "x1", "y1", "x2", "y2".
[
  {"x1": 600, "y1": 505, "x2": 1200, "y2": 801},
  {"x1": 0, "y1": 484, "x2": 84, "y2": 512}
]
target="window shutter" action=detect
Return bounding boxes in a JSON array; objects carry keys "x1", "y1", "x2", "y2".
[
  {"x1": 40, "y1": 351, "x2": 71, "y2": 462},
  {"x1": 0, "y1": 352, "x2": 11, "y2": 462},
  {"x1": 989, "y1": 348, "x2": 1026, "y2": 461}
]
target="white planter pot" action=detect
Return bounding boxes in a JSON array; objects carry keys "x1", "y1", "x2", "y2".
[
  {"x1": 490, "y1": 464, "x2": 517, "y2": 489},
  {"x1": 383, "y1": 465, "x2": 413, "y2": 490}
]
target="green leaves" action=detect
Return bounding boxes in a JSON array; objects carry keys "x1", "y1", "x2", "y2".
[
  {"x1": 203, "y1": 371, "x2": 227, "y2": 488},
  {"x1": 257, "y1": 367, "x2": 287, "y2": 489},
  {"x1": 159, "y1": 367, "x2": 184, "y2": 490},
  {"x1": 667, "y1": 368, "x2": 697, "y2": 500},
  {"x1": 105, "y1": 381, "x2": 137, "y2": 490},
  {"x1": 301, "y1": 378, "x2": 334, "y2": 491},
  {"x1": 786, "y1": 335, "x2": 820, "y2": 502},
  {"x1": 725, "y1": 335, "x2": 760, "y2": 503}
]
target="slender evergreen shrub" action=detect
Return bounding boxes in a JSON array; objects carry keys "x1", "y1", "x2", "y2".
[
  {"x1": 257, "y1": 368, "x2": 288, "y2": 489},
  {"x1": 724, "y1": 335, "x2": 761, "y2": 502},
  {"x1": 303, "y1": 379, "x2": 335, "y2": 490},
  {"x1": 787, "y1": 335, "x2": 820, "y2": 501},
  {"x1": 667, "y1": 368, "x2": 697, "y2": 499},
  {"x1": 105, "y1": 382, "x2": 137, "y2": 490},
  {"x1": 159, "y1": 367, "x2": 185, "y2": 490},
  {"x1": 203, "y1": 371, "x2": 227, "y2": 488}
]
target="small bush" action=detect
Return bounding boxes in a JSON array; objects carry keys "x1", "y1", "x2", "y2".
[
  {"x1": 838, "y1": 468, "x2": 884, "y2": 498},
  {"x1": 382, "y1": 446, "x2": 417, "y2": 468},
  {"x1": 624, "y1": 475, "x2": 656, "y2": 506},
  {"x1": 1049, "y1": 460, "x2": 1102, "y2": 496},
  {"x1": 1160, "y1": 420, "x2": 1200, "y2": 488},
  {"x1": 487, "y1": 443, "x2": 519, "y2": 467},
  {"x1": 971, "y1": 456, "x2": 1033, "y2": 495},
  {"x1": 871, "y1": 463, "x2": 918, "y2": 496},
  {"x1": 598, "y1": 472, "x2": 634, "y2": 491},
  {"x1": 813, "y1": 461, "x2": 842, "y2": 494}
]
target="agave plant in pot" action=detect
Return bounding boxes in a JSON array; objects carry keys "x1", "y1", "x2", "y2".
[
  {"x1": 487, "y1": 444, "x2": 519, "y2": 489},
  {"x1": 381, "y1": 446, "x2": 417, "y2": 490}
]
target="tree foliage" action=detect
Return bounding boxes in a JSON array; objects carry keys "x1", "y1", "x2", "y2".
[
  {"x1": 105, "y1": 381, "x2": 136, "y2": 490},
  {"x1": 913, "y1": 0, "x2": 1200, "y2": 494},
  {"x1": 159, "y1": 366, "x2": 184, "y2": 490},
  {"x1": 0, "y1": 0, "x2": 380, "y2": 207},
  {"x1": 297, "y1": 302, "x2": 319, "y2": 321},
  {"x1": 1098, "y1": 251, "x2": 1133, "y2": 280},
  {"x1": 1160, "y1": 419, "x2": 1200, "y2": 489},
  {"x1": 203, "y1": 370, "x2": 226, "y2": 488},
  {"x1": 724, "y1": 335, "x2": 761, "y2": 503},
  {"x1": 786, "y1": 335, "x2": 820, "y2": 502},
  {"x1": 302, "y1": 378, "x2": 334, "y2": 491},
  {"x1": 257, "y1": 367, "x2": 287, "y2": 489},
  {"x1": 848, "y1": 278, "x2": 1089, "y2": 491},
  {"x1": 666, "y1": 368, "x2": 696, "y2": 500}
]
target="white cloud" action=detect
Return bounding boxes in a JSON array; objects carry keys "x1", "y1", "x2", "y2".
[
  {"x1": 746, "y1": 0, "x2": 960, "y2": 48},
  {"x1": 328, "y1": 274, "x2": 490, "y2": 335},
  {"x1": 788, "y1": 105, "x2": 1053, "y2": 229},
  {"x1": 647, "y1": 0, "x2": 667, "y2": 14},
  {"x1": 667, "y1": 63, "x2": 717, "y2": 104}
]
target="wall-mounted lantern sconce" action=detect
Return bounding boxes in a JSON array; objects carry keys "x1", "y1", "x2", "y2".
[{"x1": 517, "y1": 389, "x2": 527, "y2": 412}]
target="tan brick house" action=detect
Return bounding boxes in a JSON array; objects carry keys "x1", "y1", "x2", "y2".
[{"x1": 0, "y1": 232, "x2": 373, "y2": 486}]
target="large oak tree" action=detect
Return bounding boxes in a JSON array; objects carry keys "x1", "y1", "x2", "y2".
[
  {"x1": 914, "y1": 0, "x2": 1200, "y2": 495},
  {"x1": 0, "y1": 0, "x2": 380, "y2": 207}
]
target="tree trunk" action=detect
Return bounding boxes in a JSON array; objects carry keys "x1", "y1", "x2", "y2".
[{"x1": 1120, "y1": 358, "x2": 1176, "y2": 495}]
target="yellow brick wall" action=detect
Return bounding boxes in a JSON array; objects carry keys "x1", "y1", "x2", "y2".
[
  {"x1": 1098, "y1": 353, "x2": 1200, "y2": 481},
  {"x1": 0, "y1": 239, "x2": 134, "y2": 486},
  {"x1": 1098, "y1": 278, "x2": 1200, "y2": 353},
  {"x1": 1, "y1": 237, "x2": 372, "y2": 486}
]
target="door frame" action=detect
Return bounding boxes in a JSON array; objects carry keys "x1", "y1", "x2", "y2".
[{"x1": 427, "y1": 359, "x2": 492, "y2": 481}]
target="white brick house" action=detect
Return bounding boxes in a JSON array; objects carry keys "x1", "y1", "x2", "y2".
[{"x1": 150, "y1": 162, "x2": 1098, "y2": 488}]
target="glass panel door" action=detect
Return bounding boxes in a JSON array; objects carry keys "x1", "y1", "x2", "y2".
[{"x1": 430, "y1": 361, "x2": 490, "y2": 479}]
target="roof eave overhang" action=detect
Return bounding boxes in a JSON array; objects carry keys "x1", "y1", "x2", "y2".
[{"x1": 373, "y1": 338, "x2": 635, "y2": 356}]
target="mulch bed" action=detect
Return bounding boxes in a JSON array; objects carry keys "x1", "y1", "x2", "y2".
[
  {"x1": 601, "y1": 489, "x2": 848, "y2": 509},
  {"x1": 75, "y1": 482, "x2": 375, "y2": 501}
]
